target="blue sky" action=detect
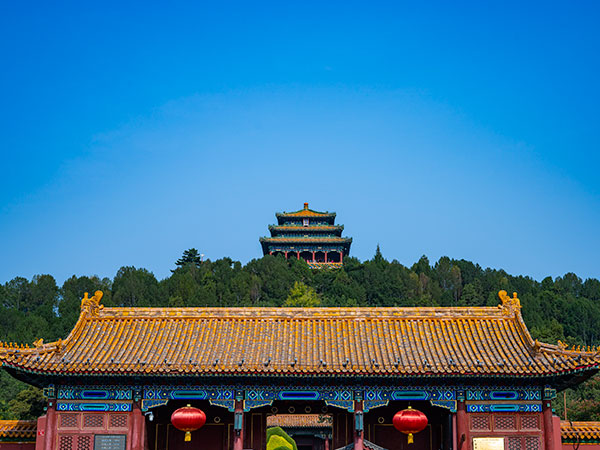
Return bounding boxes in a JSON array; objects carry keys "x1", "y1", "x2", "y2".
[{"x1": 1, "y1": 1, "x2": 599, "y2": 284}]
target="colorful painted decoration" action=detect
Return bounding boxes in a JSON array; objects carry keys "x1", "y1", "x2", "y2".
[
  {"x1": 171, "y1": 404, "x2": 206, "y2": 442},
  {"x1": 393, "y1": 406, "x2": 428, "y2": 444}
]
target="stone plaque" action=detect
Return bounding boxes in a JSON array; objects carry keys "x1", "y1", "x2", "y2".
[
  {"x1": 473, "y1": 437, "x2": 504, "y2": 450},
  {"x1": 94, "y1": 434, "x2": 126, "y2": 450}
]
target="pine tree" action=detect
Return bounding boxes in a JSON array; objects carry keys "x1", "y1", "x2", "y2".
[{"x1": 174, "y1": 248, "x2": 202, "y2": 271}]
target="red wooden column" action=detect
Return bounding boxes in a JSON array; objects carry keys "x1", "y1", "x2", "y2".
[
  {"x1": 456, "y1": 398, "x2": 468, "y2": 450},
  {"x1": 43, "y1": 401, "x2": 57, "y2": 450},
  {"x1": 131, "y1": 401, "x2": 145, "y2": 450},
  {"x1": 354, "y1": 401, "x2": 364, "y2": 450},
  {"x1": 324, "y1": 252, "x2": 328, "y2": 263},
  {"x1": 340, "y1": 252, "x2": 343, "y2": 263},
  {"x1": 312, "y1": 251, "x2": 316, "y2": 262},
  {"x1": 233, "y1": 399, "x2": 244, "y2": 450},
  {"x1": 297, "y1": 251, "x2": 300, "y2": 260},
  {"x1": 284, "y1": 251, "x2": 288, "y2": 259},
  {"x1": 542, "y1": 399, "x2": 555, "y2": 450},
  {"x1": 324, "y1": 436, "x2": 330, "y2": 450}
]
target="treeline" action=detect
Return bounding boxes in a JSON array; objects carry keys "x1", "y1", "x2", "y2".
[{"x1": 1, "y1": 247, "x2": 600, "y2": 419}]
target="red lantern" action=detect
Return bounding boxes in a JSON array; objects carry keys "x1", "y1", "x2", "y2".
[
  {"x1": 393, "y1": 406, "x2": 428, "y2": 444},
  {"x1": 171, "y1": 405, "x2": 206, "y2": 442}
]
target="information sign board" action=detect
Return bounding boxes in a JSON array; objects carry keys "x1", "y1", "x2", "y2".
[
  {"x1": 94, "y1": 435, "x2": 126, "y2": 450},
  {"x1": 473, "y1": 437, "x2": 504, "y2": 450}
]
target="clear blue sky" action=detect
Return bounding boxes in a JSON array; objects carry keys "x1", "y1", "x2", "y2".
[{"x1": 1, "y1": 1, "x2": 599, "y2": 284}]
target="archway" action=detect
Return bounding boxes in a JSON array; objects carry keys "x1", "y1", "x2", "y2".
[
  {"x1": 315, "y1": 251, "x2": 326, "y2": 263},
  {"x1": 327, "y1": 251, "x2": 341, "y2": 263},
  {"x1": 300, "y1": 251, "x2": 313, "y2": 262}
]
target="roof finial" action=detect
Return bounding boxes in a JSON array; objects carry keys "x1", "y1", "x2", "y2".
[
  {"x1": 81, "y1": 291, "x2": 104, "y2": 317},
  {"x1": 304, "y1": 202, "x2": 309, "y2": 210},
  {"x1": 498, "y1": 290, "x2": 521, "y2": 315}
]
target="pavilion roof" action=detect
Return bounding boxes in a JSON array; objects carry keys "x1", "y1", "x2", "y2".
[
  {"x1": 1, "y1": 291, "x2": 598, "y2": 384},
  {"x1": 561, "y1": 421, "x2": 600, "y2": 442},
  {"x1": 277, "y1": 202, "x2": 335, "y2": 218},
  {"x1": 0, "y1": 420, "x2": 36, "y2": 441},
  {"x1": 260, "y1": 237, "x2": 352, "y2": 244},
  {"x1": 269, "y1": 225, "x2": 343, "y2": 231}
]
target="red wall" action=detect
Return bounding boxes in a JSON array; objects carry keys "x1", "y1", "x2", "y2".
[{"x1": 0, "y1": 443, "x2": 35, "y2": 450}]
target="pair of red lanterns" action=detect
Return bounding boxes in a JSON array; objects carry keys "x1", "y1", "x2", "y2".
[{"x1": 171, "y1": 404, "x2": 427, "y2": 445}]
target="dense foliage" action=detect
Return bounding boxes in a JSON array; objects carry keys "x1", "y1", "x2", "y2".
[
  {"x1": 1, "y1": 246, "x2": 599, "y2": 419},
  {"x1": 266, "y1": 427, "x2": 298, "y2": 450}
]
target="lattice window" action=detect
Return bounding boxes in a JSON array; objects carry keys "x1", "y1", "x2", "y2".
[
  {"x1": 507, "y1": 437, "x2": 521, "y2": 450},
  {"x1": 525, "y1": 436, "x2": 541, "y2": 450},
  {"x1": 59, "y1": 435, "x2": 73, "y2": 450},
  {"x1": 521, "y1": 414, "x2": 540, "y2": 430},
  {"x1": 495, "y1": 414, "x2": 517, "y2": 430},
  {"x1": 59, "y1": 414, "x2": 78, "y2": 428},
  {"x1": 110, "y1": 414, "x2": 128, "y2": 429},
  {"x1": 76, "y1": 436, "x2": 91, "y2": 450},
  {"x1": 471, "y1": 415, "x2": 491, "y2": 430},
  {"x1": 83, "y1": 414, "x2": 104, "y2": 428}
]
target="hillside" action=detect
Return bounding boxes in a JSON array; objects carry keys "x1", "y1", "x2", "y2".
[{"x1": 1, "y1": 247, "x2": 599, "y2": 420}]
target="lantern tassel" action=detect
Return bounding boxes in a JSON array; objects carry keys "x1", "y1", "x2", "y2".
[
  {"x1": 408, "y1": 433, "x2": 414, "y2": 444},
  {"x1": 185, "y1": 431, "x2": 191, "y2": 442}
]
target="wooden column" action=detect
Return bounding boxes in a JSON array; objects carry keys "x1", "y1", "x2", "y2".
[
  {"x1": 284, "y1": 251, "x2": 288, "y2": 259},
  {"x1": 456, "y1": 399, "x2": 468, "y2": 450},
  {"x1": 444, "y1": 411, "x2": 453, "y2": 450},
  {"x1": 296, "y1": 251, "x2": 300, "y2": 260},
  {"x1": 312, "y1": 251, "x2": 316, "y2": 262},
  {"x1": 324, "y1": 435, "x2": 330, "y2": 450},
  {"x1": 43, "y1": 401, "x2": 57, "y2": 450},
  {"x1": 131, "y1": 402, "x2": 145, "y2": 450},
  {"x1": 542, "y1": 400, "x2": 554, "y2": 450},
  {"x1": 340, "y1": 252, "x2": 343, "y2": 263},
  {"x1": 324, "y1": 252, "x2": 328, "y2": 263},
  {"x1": 233, "y1": 399, "x2": 244, "y2": 450},
  {"x1": 354, "y1": 401, "x2": 364, "y2": 450}
]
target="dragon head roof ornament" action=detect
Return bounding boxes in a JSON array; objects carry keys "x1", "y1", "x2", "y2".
[
  {"x1": 80, "y1": 291, "x2": 104, "y2": 317},
  {"x1": 498, "y1": 289, "x2": 521, "y2": 316}
]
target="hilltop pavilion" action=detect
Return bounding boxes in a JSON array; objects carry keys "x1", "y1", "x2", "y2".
[{"x1": 260, "y1": 203, "x2": 352, "y2": 268}]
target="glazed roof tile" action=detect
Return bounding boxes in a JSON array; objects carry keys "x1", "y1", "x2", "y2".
[
  {"x1": 260, "y1": 237, "x2": 352, "y2": 243},
  {"x1": 0, "y1": 420, "x2": 36, "y2": 440},
  {"x1": 277, "y1": 203, "x2": 335, "y2": 218},
  {"x1": 1, "y1": 291, "x2": 598, "y2": 380},
  {"x1": 267, "y1": 414, "x2": 332, "y2": 429},
  {"x1": 269, "y1": 226, "x2": 343, "y2": 231},
  {"x1": 561, "y1": 422, "x2": 600, "y2": 442}
]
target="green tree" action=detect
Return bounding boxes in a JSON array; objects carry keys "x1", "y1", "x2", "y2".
[
  {"x1": 173, "y1": 248, "x2": 202, "y2": 271},
  {"x1": 112, "y1": 266, "x2": 161, "y2": 307},
  {"x1": 283, "y1": 281, "x2": 321, "y2": 307},
  {"x1": 6, "y1": 386, "x2": 45, "y2": 420}
]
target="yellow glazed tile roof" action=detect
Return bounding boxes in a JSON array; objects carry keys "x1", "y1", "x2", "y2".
[
  {"x1": 0, "y1": 420, "x2": 36, "y2": 440},
  {"x1": 1, "y1": 291, "x2": 598, "y2": 378},
  {"x1": 561, "y1": 422, "x2": 600, "y2": 441},
  {"x1": 270, "y1": 226, "x2": 341, "y2": 231},
  {"x1": 260, "y1": 237, "x2": 351, "y2": 243},
  {"x1": 267, "y1": 414, "x2": 332, "y2": 429},
  {"x1": 278, "y1": 203, "x2": 334, "y2": 218}
]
